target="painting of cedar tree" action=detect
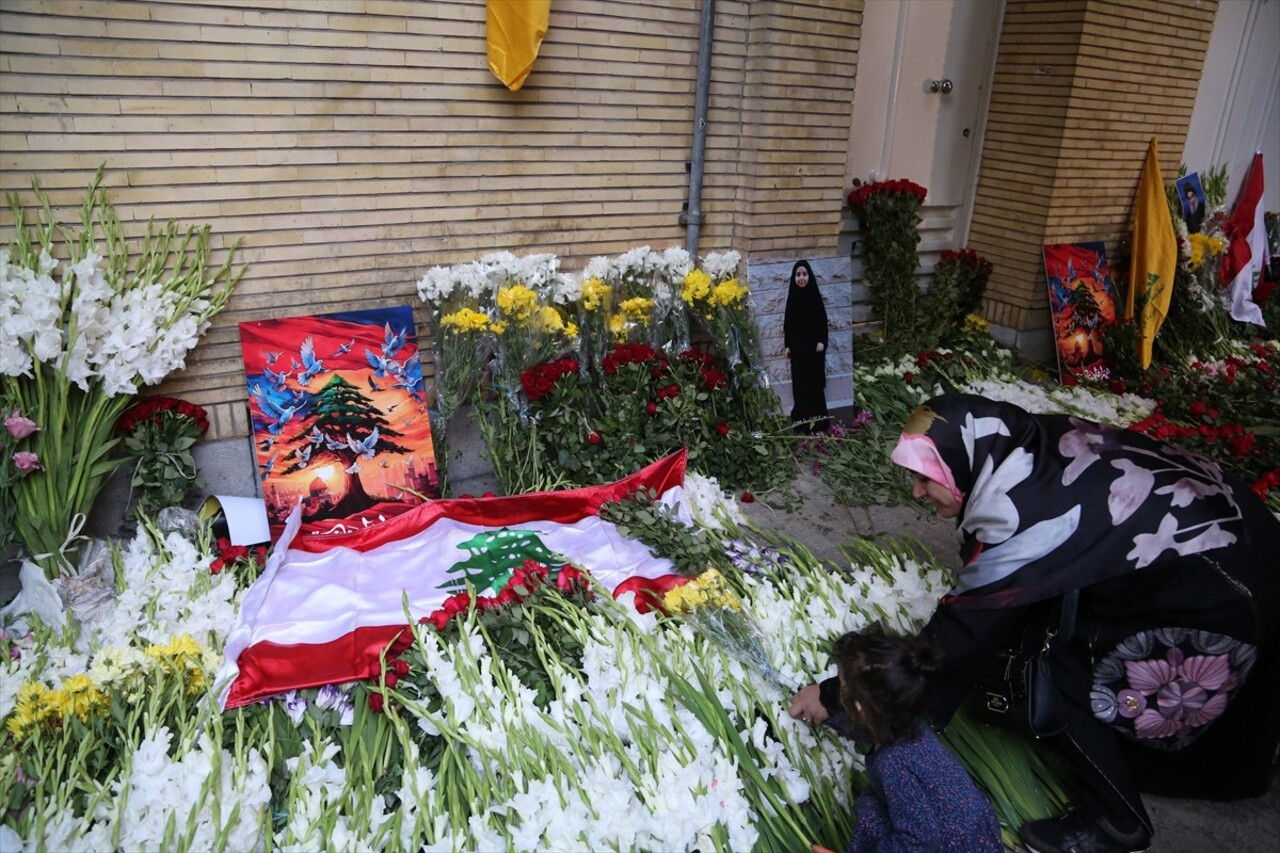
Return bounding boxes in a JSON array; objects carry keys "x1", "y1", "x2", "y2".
[
  {"x1": 1043, "y1": 242, "x2": 1121, "y2": 381},
  {"x1": 239, "y1": 305, "x2": 440, "y2": 540}
]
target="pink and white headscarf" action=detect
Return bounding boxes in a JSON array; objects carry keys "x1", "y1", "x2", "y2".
[{"x1": 890, "y1": 433, "x2": 965, "y2": 505}]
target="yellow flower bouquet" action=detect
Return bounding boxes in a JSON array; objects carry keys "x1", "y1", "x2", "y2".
[{"x1": 663, "y1": 568, "x2": 792, "y2": 692}]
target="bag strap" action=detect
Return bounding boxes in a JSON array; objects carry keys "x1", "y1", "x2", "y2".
[{"x1": 1057, "y1": 588, "x2": 1079, "y2": 643}]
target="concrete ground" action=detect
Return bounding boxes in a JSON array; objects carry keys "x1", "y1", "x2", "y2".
[{"x1": 2, "y1": 406, "x2": 1277, "y2": 852}]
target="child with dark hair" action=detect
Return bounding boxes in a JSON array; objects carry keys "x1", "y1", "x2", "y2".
[{"x1": 821, "y1": 626, "x2": 1002, "y2": 853}]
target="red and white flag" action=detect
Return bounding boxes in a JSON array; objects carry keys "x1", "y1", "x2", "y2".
[
  {"x1": 1220, "y1": 152, "x2": 1268, "y2": 326},
  {"x1": 217, "y1": 452, "x2": 690, "y2": 709}
]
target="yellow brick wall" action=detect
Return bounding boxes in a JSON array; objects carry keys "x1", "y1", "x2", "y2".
[
  {"x1": 0, "y1": 0, "x2": 859, "y2": 439},
  {"x1": 970, "y1": 0, "x2": 1214, "y2": 332}
]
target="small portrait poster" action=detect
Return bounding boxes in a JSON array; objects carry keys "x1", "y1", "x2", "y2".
[
  {"x1": 1043, "y1": 242, "x2": 1120, "y2": 381},
  {"x1": 239, "y1": 305, "x2": 440, "y2": 541},
  {"x1": 1176, "y1": 172, "x2": 1206, "y2": 234}
]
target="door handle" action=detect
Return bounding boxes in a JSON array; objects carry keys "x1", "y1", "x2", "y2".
[{"x1": 929, "y1": 79, "x2": 954, "y2": 94}]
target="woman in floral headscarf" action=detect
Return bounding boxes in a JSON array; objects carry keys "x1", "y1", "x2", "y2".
[{"x1": 790, "y1": 393, "x2": 1280, "y2": 853}]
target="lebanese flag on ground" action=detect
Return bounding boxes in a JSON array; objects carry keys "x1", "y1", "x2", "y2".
[
  {"x1": 1220, "y1": 152, "x2": 1268, "y2": 326},
  {"x1": 217, "y1": 452, "x2": 690, "y2": 709}
]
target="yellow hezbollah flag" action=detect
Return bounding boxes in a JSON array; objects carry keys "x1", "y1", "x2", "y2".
[
  {"x1": 486, "y1": 0, "x2": 550, "y2": 91},
  {"x1": 1124, "y1": 137, "x2": 1178, "y2": 369}
]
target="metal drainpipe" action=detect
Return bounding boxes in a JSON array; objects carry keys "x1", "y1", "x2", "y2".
[{"x1": 681, "y1": 0, "x2": 716, "y2": 257}]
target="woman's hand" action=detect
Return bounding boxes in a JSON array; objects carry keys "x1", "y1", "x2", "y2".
[{"x1": 788, "y1": 683, "x2": 829, "y2": 725}]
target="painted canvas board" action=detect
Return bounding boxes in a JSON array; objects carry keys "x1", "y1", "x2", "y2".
[
  {"x1": 239, "y1": 305, "x2": 439, "y2": 541},
  {"x1": 1043, "y1": 242, "x2": 1120, "y2": 381}
]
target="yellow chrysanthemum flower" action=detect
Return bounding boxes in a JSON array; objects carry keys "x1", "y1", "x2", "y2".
[
  {"x1": 709, "y1": 278, "x2": 748, "y2": 308},
  {"x1": 441, "y1": 307, "x2": 491, "y2": 333},
  {"x1": 682, "y1": 269, "x2": 711, "y2": 305},
  {"x1": 962, "y1": 313, "x2": 989, "y2": 335},
  {"x1": 6, "y1": 682, "x2": 52, "y2": 739},
  {"x1": 619, "y1": 297, "x2": 654, "y2": 323},
  {"x1": 663, "y1": 568, "x2": 743, "y2": 614},
  {"x1": 581, "y1": 278, "x2": 611, "y2": 312},
  {"x1": 51, "y1": 674, "x2": 108, "y2": 719},
  {"x1": 1187, "y1": 233, "x2": 1226, "y2": 271},
  {"x1": 146, "y1": 634, "x2": 213, "y2": 695},
  {"x1": 496, "y1": 284, "x2": 539, "y2": 322},
  {"x1": 490, "y1": 319, "x2": 508, "y2": 335},
  {"x1": 608, "y1": 313, "x2": 628, "y2": 339},
  {"x1": 564, "y1": 322, "x2": 579, "y2": 339},
  {"x1": 536, "y1": 305, "x2": 565, "y2": 333}
]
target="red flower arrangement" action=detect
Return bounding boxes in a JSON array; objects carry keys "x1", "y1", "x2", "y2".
[
  {"x1": 209, "y1": 535, "x2": 268, "y2": 576},
  {"x1": 116, "y1": 395, "x2": 210, "y2": 517},
  {"x1": 937, "y1": 247, "x2": 994, "y2": 277},
  {"x1": 521, "y1": 357, "x2": 580, "y2": 402},
  {"x1": 603, "y1": 342, "x2": 658, "y2": 374},
  {"x1": 418, "y1": 559, "x2": 592, "y2": 635},
  {"x1": 117, "y1": 395, "x2": 210, "y2": 436},
  {"x1": 846, "y1": 178, "x2": 927, "y2": 208}
]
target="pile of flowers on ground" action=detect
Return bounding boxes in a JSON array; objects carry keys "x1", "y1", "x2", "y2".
[
  {"x1": 803, "y1": 319, "x2": 1279, "y2": 512},
  {"x1": 0, "y1": 474, "x2": 1071, "y2": 852}
]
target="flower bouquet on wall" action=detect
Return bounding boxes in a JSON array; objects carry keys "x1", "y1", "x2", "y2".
[
  {"x1": 1, "y1": 167, "x2": 243, "y2": 577},
  {"x1": 682, "y1": 250, "x2": 770, "y2": 387},
  {"x1": 416, "y1": 260, "x2": 496, "y2": 423}
]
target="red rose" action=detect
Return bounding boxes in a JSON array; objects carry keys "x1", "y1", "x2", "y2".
[
  {"x1": 390, "y1": 631, "x2": 413, "y2": 653},
  {"x1": 393, "y1": 659, "x2": 410, "y2": 677},
  {"x1": 741, "y1": 491, "x2": 755, "y2": 503},
  {"x1": 383, "y1": 672, "x2": 399, "y2": 689},
  {"x1": 588, "y1": 432, "x2": 602, "y2": 445},
  {"x1": 425, "y1": 609, "x2": 451, "y2": 631},
  {"x1": 555, "y1": 565, "x2": 586, "y2": 592},
  {"x1": 647, "y1": 402, "x2": 658, "y2": 415},
  {"x1": 443, "y1": 592, "x2": 471, "y2": 616},
  {"x1": 368, "y1": 693, "x2": 384, "y2": 713},
  {"x1": 715, "y1": 422, "x2": 729, "y2": 437},
  {"x1": 902, "y1": 372, "x2": 916, "y2": 384},
  {"x1": 209, "y1": 557, "x2": 225, "y2": 574}
]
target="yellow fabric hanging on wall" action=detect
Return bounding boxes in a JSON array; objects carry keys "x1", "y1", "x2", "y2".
[
  {"x1": 1124, "y1": 137, "x2": 1177, "y2": 369},
  {"x1": 486, "y1": 0, "x2": 551, "y2": 92}
]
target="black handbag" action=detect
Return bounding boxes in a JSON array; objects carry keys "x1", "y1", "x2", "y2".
[{"x1": 969, "y1": 590, "x2": 1078, "y2": 739}]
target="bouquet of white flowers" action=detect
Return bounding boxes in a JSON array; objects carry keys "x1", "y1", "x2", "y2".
[{"x1": 1, "y1": 167, "x2": 244, "y2": 577}]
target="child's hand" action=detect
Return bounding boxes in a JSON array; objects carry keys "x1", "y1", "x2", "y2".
[{"x1": 811, "y1": 845, "x2": 837, "y2": 853}]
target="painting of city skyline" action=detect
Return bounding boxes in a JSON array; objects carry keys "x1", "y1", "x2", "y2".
[{"x1": 239, "y1": 305, "x2": 440, "y2": 541}]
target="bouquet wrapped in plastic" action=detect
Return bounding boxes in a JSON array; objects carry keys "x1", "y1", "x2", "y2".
[{"x1": 663, "y1": 568, "x2": 792, "y2": 692}]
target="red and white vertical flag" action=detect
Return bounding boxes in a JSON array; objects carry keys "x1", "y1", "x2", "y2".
[{"x1": 1219, "y1": 152, "x2": 1268, "y2": 326}]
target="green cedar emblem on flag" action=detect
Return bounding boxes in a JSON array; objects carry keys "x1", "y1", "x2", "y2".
[{"x1": 441, "y1": 527, "x2": 568, "y2": 593}]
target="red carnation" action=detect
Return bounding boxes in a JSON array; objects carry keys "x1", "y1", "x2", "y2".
[{"x1": 368, "y1": 693, "x2": 384, "y2": 713}]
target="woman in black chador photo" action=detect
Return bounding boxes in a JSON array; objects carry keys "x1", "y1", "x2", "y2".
[{"x1": 783, "y1": 259, "x2": 829, "y2": 433}]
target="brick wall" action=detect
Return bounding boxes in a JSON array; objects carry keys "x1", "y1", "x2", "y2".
[
  {"x1": 0, "y1": 0, "x2": 861, "y2": 439},
  {"x1": 970, "y1": 0, "x2": 1215, "y2": 334}
]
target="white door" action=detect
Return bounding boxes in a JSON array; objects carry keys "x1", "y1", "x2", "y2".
[{"x1": 846, "y1": 0, "x2": 1002, "y2": 258}]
